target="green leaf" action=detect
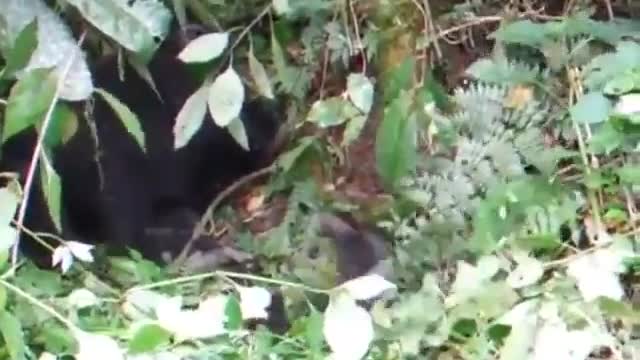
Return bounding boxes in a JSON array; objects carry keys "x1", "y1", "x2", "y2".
[
  {"x1": 304, "y1": 310, "x2": 324, "y2": 353},
  {"x1": 375, "y1": 92, "x2": 417, "y2": 188},
  {"x1": 490, "y1": 20, "x2": 549, "y2": 47},
  {"x1": 346, "y1": 73, "x2": 374, "y2": 114},
  {"x1": 3, "y1": 68, "x2": 56, "y2": 143},
  {"x1": 226, "y1": 117, "x2": 250, "y2": 151},
  {"x1": 248, "y1": 48, "x2": 274, "y2": 99},
  {"x1": 569, "y1": 91, "x2": 611, "y2": 124},
  {"x1": 177, "y1": 32, "x2": 229, "y2": 63},
  {"x1": 2, "y1": 19, "x2": 38, "y2": 79},
  {"x1": 95, "y1": 88, "x2": 146, "y2": 151},
  {"x1": 208, "y1": 66, "x2": 245, "y2": 127},
  {"x1": 128, "y1": 323, "x2": 171, "y2": 354},
  {"x1": 276, "y1": 136, "x2": 315, "y2": 172},
  {"x1": 0, "y1": 311, "x2": 26, "y2": 360},
  {"x1": 64, "y1": 0, "x2": 172, "y2": 61},
  {"x1": 40, "y1": 153, "x2": 62, "y2": 232},
  {"x1": 173, "y1": 85, "x2": 208, "y2": 149},
  {"x1": 306, "y1": 97, "x2": 359, "y2": 128},
  {"x1": 0, "y1": 187, "x2": 19, "y2": 226},
  {"x1": 383, "y1": 57, "x2": 415, "y2": 104},
  {"x1": 616, "y1": 165, "x2": 640, "y2": 184},
  {"x1": 224, "y1": 295, "x2": 243, "y2": 330},
  {"x1": 42, "y1": 103, "x2": 79, "y2": 149},
  {"x1": 342, "y1": 115, "x2": 368, "y2": 146}
]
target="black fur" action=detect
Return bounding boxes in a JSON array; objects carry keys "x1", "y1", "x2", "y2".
[{"x1": 0, "y1": 24, "x2": 281, "y2": 265}]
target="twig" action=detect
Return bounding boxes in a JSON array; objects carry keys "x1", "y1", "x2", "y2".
[
  {"x1": 10, "y1": 32, "x2": 87, "y2": 271},
  {"x1": 229, "y1": 4, "x2": 272, "y2": 52},
  {"x1": 172, "y1": 164, "x2": 277, "y2": 268}
]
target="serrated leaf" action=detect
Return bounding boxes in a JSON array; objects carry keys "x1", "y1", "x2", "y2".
[
  {"x1": 3, "y1": 68, "x2": 56, "y2": 143},
  {"x1": 346, "y1": 73, "x2": 374, "y2": 113},
  {"x1": 570, "y1": 91, "x2": 612, "y2": 124},
  {"x1": 65, "y1": 0, "x2": 172, "y2": 61},
  {"x1": 375, "y1": 93, "x2": 417, "y2": 188},
  {"x1": 208, "y1": 66, "x2": 245, "y2": 127},
  {"x1": 2, "y1": 19, "x2": 38, "y2": 79},
  {"x1": 248, "y1": 49, "x2": 274, "y2": 99},
  {"x1": 128, "y1": 323, "x2": 171, "y2": 354},
  {"x1": 173, "y1": 85, "x2": 208, "y2": 149},
  {"x1": 95, "y1": 88, "x2": 146, "y2": 151},
  {"x1": 226, "y1": 117, "x2": 249, "y2": 151},
  {"x1": 0, "y1": 311, "x2": 26, "y2": 360},
  {"x1": 177, "y1": 32, "x2": 229, "y2": 63}
]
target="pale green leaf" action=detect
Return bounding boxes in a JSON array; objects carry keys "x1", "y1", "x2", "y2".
[
  {"x1": 346, "y1": 73, "x2": 374, "y2": 113},
  {"x1": 173, "y1": 85, "x2": 208, "y2": 149},
  {"x1": 569, "y1": 91, "x2": 611, "y2": 124},
  {"x1": 208, "y1": 66, "x2": 245, "y2": 127},
  {"x1": 95, "y1": 88, "x2": 146, "y2": 151},
  {"x1": 248, "y1": 49, "x2": 274, "y2": 99},
  {"x1": 226, "y1": 117, "x2": 249, "y2": 151},
  {"x1": 177, "y1": 32, "x2": 229, "y2": 63}
]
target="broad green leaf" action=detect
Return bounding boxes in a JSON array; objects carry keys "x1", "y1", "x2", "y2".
[
  {"x1": 173, "y1": 85, "x2": 208, "y2": 149},
  {"x1": 226, "y1": 117, "x2": 249, "y2": 151},
  {"x1": 306, "y1": 97, "x2": 359, "y2": 128},
  {"x1": 95, "y1": 88, "x2": 146, "y2": 151},
  {"x1": 1, "y1": 19, "x2": 38, "y2": 79},
  {"x1": 177, "y1": 32, "x2": 229, "y2": 63},
  {"x1": 42, "y1": 103, "x2": 79, "y2": 149},
  {"x1": 224, "y1": 295, "x2": 243, "y2": 330},
  {"x1": 304, "y1": 310, "x2": 324, "y2": 353},
  {"x1": 490, "y1": 20, "x2": 549, "y2": 46},
  {"x1": 3, "y1": 68, "x2": 56, "y2": 143},
  {"x1": 569, "y1": 91, "x2": 611, "y2": 124},
  {"x1": 383, "y1": 57, "x2": 415, "y2": 104},
  {"x1": 128, "y1": 323, "x2": 171, "y2": 354},
  {"x1": 208, "y1": 66, "x2": 245, "y2": 127},
  {"x1": 346, "y1": 73, "x2": 374, "y2": 113},
  {"x1": 375, "y1": 93, "x2": 417, "y2": 188},
  {"x1": 40, "y1": 153, "x2": 62, "y2": 232},
  {"x1": 342, "y1": 114, "x2": 368, "y2": 146},
  {"x1": 65, "y1": 0, "x2": 172, "y2": 61},
  {"x1": 248, "y1": 49, "x2": 274, "y2": 99},
  {"x1": 616, "y1": 165, "x2": 640, "y2": 184},
  {"x1": 0, "y1": 311, "x2": 26, "y2": 360}
]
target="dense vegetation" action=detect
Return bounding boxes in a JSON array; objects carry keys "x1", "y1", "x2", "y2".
[{"x1": 1, "y1": 0, "x2": 640, "y2": 359}]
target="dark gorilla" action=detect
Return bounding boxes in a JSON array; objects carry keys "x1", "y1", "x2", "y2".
[{"x1": 0, "y1": 24, "x2": 281, "y2": 265}]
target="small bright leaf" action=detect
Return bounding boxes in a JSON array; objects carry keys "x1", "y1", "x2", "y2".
[
  {"x1": 208, "y1": 66, "x2": 245, "y2": 127},
  {"x1": 566, "y1": 246, "x2": 627, "y2": 301},
  {"x1": 128, "y1": 323, "x2": 171, "y2": 354},
  {"x1": 173, "y1": 85, "x2": 208, "y2": 149},
  {"x1": 67, "y1": 288, "x2": 99, "y2": 309},
  {"x1": 73, "y1": 329, "x2": 124, "y2": 360},
  {"x1": 323, "y1": 292, "x2": 373, "y2": 360},
  {"x1": 506, "y1": 253, "x2": 544, "y2": 288},
  {"x1": 248, "y1": 50, "x2": 274, "y2": 99},
  {"x1": 237, "y1": 286, "x2": 272, "y2": 320},
  {"x1": 226, "y1": 117, "x2": 250, "y2": 151},
  {"x1": 0, "y1": 187, "x2": 20, "y2": 225},
  {"x1": 95, "y1": 88, "x2": 146, "y2": 151},
  {"x1": 346, "y1": 73, "x2": 374, "y2": 113},
  {"x1": 156, "y1": 295, "x2": 228, "y2": 341},
  {"x1": 338, "y1": 274, "x2": 396, "y2": 301},
  {"x1": 177, "y1": 32, "x2": 229, "y2": 63}
]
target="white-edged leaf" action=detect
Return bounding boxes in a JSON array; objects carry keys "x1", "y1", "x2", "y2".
[
  {"x1": 173, "y1": 85, "x2": 208, "y2": 149},
  {"x1": 177, "y1": 32, "x2": 229, "y2": 63},
  {"x1": 226, "y1": 117, "x2": 249, "y2": 151},
  {"x1": 95, "y1": 88, "x2": 146, "y2": 151},
  {"x1": 237, "y1": 286, "x2": 272, "y2": 320},
  {"x1": 323, "y1": 292, "x2": 373, "y2": 360},
  {"x1": 346, "y1": 73, "x2": 374, "y2": 114},
  {"x1": 208, "y1": 66, "x2": 245, "y2": 127},
  {"x1": 73, "y1": 329, "x2": 124, "y2": 360},
  {"x1": 248, "y1": 50, "x2": 274, "y2": 99},
  {"x1": 338, "y1": 274, "x2": 396, "y2": 301},
  {"x1": 155, "y1": 295, "x2": 228, "y2": 341},
  {"x1": 0, "y1": 0, "x2": 94, "y2": 100}
]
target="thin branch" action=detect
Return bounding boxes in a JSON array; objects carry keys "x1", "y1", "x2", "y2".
[{"x1": 10, "y1": 32, "x2": 88, "y2": 271}]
